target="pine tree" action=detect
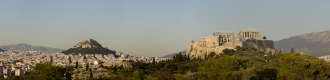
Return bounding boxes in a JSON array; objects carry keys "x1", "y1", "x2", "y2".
[
  {"x1": 86, "y1": 63, "x2": 89, "y2": 71},
  {"x1": 75, "y1": 61, "x2": 79, "y2": 68},
  {"x1": 68, "y1": 56, "x2": 72, "y2": 63},
  {"x1": 152, "y1": 57, "x2": 156, "y2": 64},
  {"x1": 113, "y1": 66, "x2": 118, "y2": 73},
  {"x1": 50, "y1": 56, "x2": 53, "y2": 63},
  {"x1": 65, "y1": 70, "x2": 72, "y2": 80},
  {"x1": 291, "y1": 48, "x2": 295, "y2": 53},
  {"x1": 89, "y1": 68, "x2": 93, "y2": 78}
]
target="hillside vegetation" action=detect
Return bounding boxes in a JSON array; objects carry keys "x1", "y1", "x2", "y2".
[
  {"x1": 4, "y1": 46, "x2": 330, "y2": 80},
  {"x1": 61, "y1": 47, "x2": 116, "y2": 55}
]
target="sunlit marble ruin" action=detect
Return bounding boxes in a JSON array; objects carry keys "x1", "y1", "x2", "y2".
[{"x1": 187, "y1": 28, "x2": 275, "y2": 59}]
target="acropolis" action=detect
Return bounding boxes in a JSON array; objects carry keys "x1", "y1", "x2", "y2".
[{"x1": 186, "y1": 28, "x2": 275, "y2": 59}]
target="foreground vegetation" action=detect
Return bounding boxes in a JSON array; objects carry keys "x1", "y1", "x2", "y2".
[{"x1": 3, "y1": 46, "x2": 330, "y2": 80}]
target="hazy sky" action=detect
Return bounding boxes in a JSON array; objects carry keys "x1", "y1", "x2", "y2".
[{"x1": 0, "y1": 0, "x2": 329, "y2": 57}]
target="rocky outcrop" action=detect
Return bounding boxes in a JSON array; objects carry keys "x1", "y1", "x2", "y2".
[
  {"x1": 74, "y1": 39, "x2": 102, "y2": 48},
  {"x1": 62, "y1": 39, "x2": 117, "y2": 55},
  {"x1": 186, "y1": 41, "x2": 207, "y2": 59},
  {"x1": 186, "y1": 39, "x2": 276, "y2": 59},
  {"x1": 186, "y1": 41, "x2": 233, "y2": 59}
]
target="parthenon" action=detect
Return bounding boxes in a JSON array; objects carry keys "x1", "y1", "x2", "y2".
[{"x1": 239, "y1": 28, "x2": 261, "y2": 40}]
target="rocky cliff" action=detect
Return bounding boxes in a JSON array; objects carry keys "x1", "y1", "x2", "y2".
[
  {"x1": 186, "y1": 39, "x2": 275, "y2": 59},
  {"x1": 74, "y1": 39, "x2": 103, "y2": 48},
  {"x1": 186, "y1": 41, "x2": 234, "y2": 59}
]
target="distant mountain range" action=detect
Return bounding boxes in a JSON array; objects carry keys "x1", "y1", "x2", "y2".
[
  {"x1": 275, "y1": 30, "x2": 330, "y2": 56},
  {"x1": 161, "y1": 50, "x2": 186, "y2": 58},
  {"x1": 0, "y1": 43, "x2": 63, "y2": 53}
]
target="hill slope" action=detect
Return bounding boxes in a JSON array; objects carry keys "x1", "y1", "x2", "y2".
[
  {"x1": 275, "y1": 30, "x2": 330, "y2": 56},
  {"x1": 0, "y1": 48, "x2": 4, "y2": 52},
  {"x1": 61, "y1": 39, "x2": 116, "y2": 55},
  {"x1": 0, "y1": 43, "x2": 63, "y2": 53},
  {"x1": 161, "y1": 50, "x2": 186, "y2": 58}
]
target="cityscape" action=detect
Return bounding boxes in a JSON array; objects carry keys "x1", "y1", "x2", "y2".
[{"x1": 1, "y1": 0, "x2": 330, "y2": 80}]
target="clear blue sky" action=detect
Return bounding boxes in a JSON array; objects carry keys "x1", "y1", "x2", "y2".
[{"x1": 0, "y1": 0, "x2": 329, "y2": 57}]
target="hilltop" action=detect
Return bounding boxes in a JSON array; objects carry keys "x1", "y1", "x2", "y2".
[
  {"x1": 275, "y1": 30, "x2": 330, "y2": 56},
  {"x1": 0, "y1": 43, "x2": 63, "y2": 53},
  {"x1": 61, "y1": 39, "x2": 116, "y2": 55}
]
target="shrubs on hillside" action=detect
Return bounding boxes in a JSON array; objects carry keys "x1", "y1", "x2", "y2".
[{"x1": 61, "y1": 48, "x2": 116, "y2": 55}]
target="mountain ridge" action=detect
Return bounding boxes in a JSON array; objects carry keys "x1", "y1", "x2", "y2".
[
  {"x1": 0, "y1": 43, "x2": 63, "y2": 53},
  {"x1": 275, "y1": 30, "x2": 330, "y2": 56}
]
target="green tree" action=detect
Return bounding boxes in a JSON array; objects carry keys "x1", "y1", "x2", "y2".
[
  {"x1": 89, "y1": 68, "x2": 93, "y2": 78},
  {"x1": 290, "y1": 48, "x2": 295, "y2": 53},
  {"x1": 132, "y1": 69, "x2": 144, "y2": 80},
  {"x1": 222, "y1": 48, "x2": 236, "y2": 56},
  {"x1": 24, "y1": 62, "x2": 68, "y2": 80},
  {"x1": 75, "y1": 61, "x2": 79, "y2": 68},
  {"x1": 198, "y1": 55, "x2": 248, "y2": 80},
  {"x1": 118, "y1": 67, "x2": 134, "y2": 78},
  {"x1": 208, "y1": 52, "x2": 216, "y2": 58},
  {"x1": 152, "y1": 57, "x2": 156, "y2": 64},
  {"x1": 276, "y1": 53, "x2": 328, "y2": 80},
  {"x1": 86, "y1": 63, "x2": 89, "y2": 71}
]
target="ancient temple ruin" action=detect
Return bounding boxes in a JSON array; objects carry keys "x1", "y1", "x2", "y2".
[
  {"x1": 186, "y1": 28, "x2": 275, "y2": 59},
  {"x1": 239, "y1": 28, "x2": 261, "y2": 40}
]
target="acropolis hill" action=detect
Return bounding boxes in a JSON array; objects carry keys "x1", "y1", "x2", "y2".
[{"x1": 186, "y1": 28, "x2": 275, "y2": 59}]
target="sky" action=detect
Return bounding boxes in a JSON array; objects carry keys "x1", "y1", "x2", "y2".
[{"x1": 0, "y1": 0, "x2": 330, "y2": 57}]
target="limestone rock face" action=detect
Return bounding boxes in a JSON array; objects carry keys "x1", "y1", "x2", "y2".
[
  {"x1": 74, "y1": 39, "x2": 102, "y2": 48},
  {"x1": 186, "y1": 39, "x2": 276, "y2": 59},
  {"x1": 186, "y1": 41, "x2": 207, "y2": 59}
]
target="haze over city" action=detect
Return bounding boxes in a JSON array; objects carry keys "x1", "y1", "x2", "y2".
[{"x1": 1, "y1": 0, "x2": 330, "y2": 57}]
